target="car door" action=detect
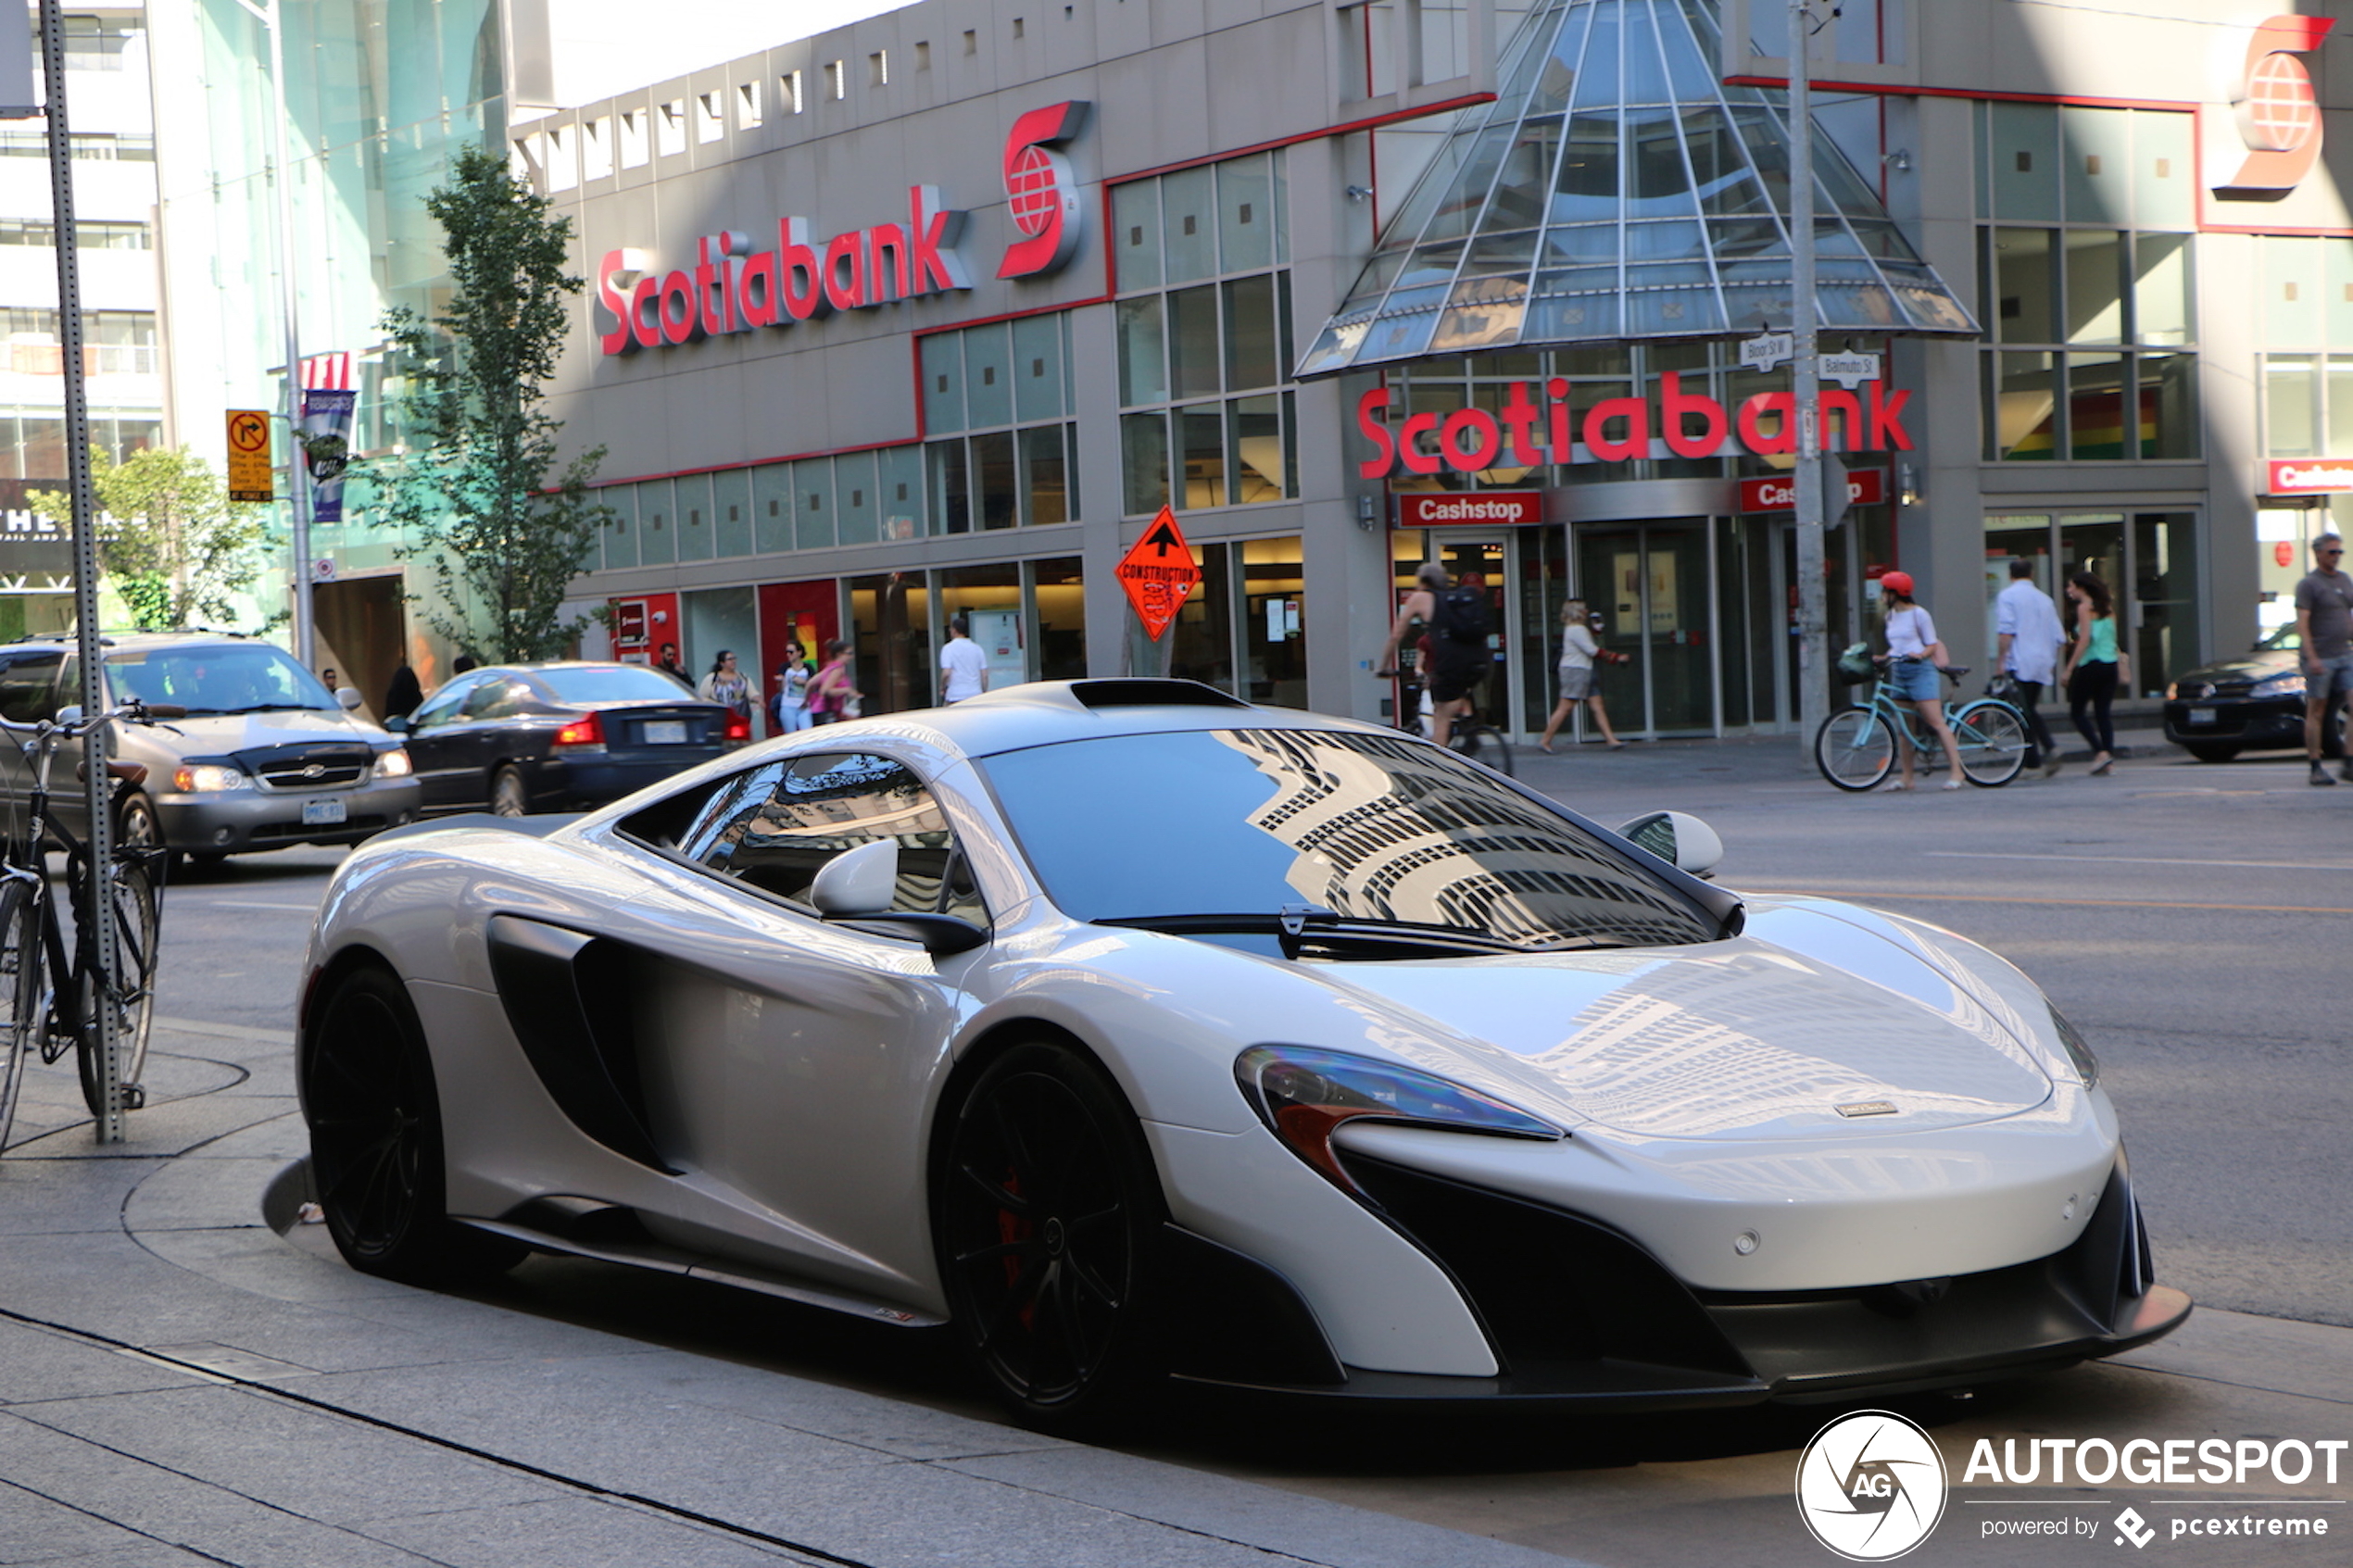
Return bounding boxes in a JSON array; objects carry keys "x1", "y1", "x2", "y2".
[
  {"x1": 401, "y1": 673, "x2": 486, "y2": 810},
  {"x1": 565, "y1": 750, "x2": 984, "y2": 1299}
]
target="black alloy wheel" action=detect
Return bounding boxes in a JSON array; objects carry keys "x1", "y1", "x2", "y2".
[
  {"x1": 116, "y1": 792, "x2": 160, "y2": 852},
  {"x1": 936, "y1": 1043, "x2": 1165, "y2": 1430},
  {"x1": 489, "y1": 766, "x2": 529, "y2": 819},
  {"x1": 302, "y1": 964, "x2": 521, "y2": 1283}
]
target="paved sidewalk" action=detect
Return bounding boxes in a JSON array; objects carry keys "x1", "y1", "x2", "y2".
[{"x1": 0, "y1": 1018, "x2": 1581, "y2": 1568}]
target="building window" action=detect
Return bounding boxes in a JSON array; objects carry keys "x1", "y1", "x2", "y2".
[
  {"x1": 1114, "y1": 150, "x2": 1297, "y2": 515},
  {"x1": 919, "y1": 315, "x2": 1077, "y2": 533},
  {"x1": 1974, "y1": 103, "x2": 2197, "y2": 463}
]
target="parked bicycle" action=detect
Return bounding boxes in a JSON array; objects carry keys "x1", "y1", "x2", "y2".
[
  {"x1": 1815, "y1": 653, "x2": 2028, "y2": 790},
  {"x1": 1381, "y1": 655, "x2": 1516, "y2": 776},
  {"x1": 0, "y1": 698, "x2": 179, "y2": 1151}
]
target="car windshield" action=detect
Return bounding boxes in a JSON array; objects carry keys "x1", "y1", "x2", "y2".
[
  {"x1": 977, "y1": 728, "x2": 1718, "y2": 951},
  {"x1": 2256, "y1": 625, "x2": 2302, "y2": 653},
  {"x1": 535, "y1": 665, "x2": 698, "y2": 703},
  {"x1": 105, "y1": 645, "x2": 336, "y2": 715}
]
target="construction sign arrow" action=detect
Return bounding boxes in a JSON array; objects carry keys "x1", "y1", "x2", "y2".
[
  {"x1": 1114, "y1": 505, "x2": 1202, "y2": 641},
  {"x1": 225, "y1": 409, "x2": 274, "y2": 503}
]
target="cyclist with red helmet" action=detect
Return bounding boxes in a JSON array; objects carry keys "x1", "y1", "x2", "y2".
[{"x1": 1878, "y1": 571, "x2": 1965, "y2": 791}]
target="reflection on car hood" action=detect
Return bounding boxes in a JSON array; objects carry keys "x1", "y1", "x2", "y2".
[
  {"x1": 127, "y1": 708, "x2": 385, "y2": 752},
  {"x1": 2173, "y1": 649, "x2": 2296, "y2": 686},
  {"x1": 1292, "y1": 900, "x2": 2053, "y2": 1141}
]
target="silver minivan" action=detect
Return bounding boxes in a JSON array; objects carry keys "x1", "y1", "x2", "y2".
[{"x1": 0, "y1": 633, "x2": 422, "y2": 864}]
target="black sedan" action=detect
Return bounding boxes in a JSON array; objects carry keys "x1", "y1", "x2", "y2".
[
  {"x1": 391, "y1": 661, "x2": 743, "y2": 816},
  {"x1": 2165, "y1": 626, "x2": 2343, "y2": 762}
]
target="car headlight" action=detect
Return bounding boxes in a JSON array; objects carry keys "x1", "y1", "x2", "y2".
[
  {"x1": 372, "y1": 746, "x2": 413, "y2": 778},
  {"x1": 2048, "y1": 1004, "x2": 2100, "y2": 1088},
  {"x1": 1234, "y1": 1045, "x2": 1562, "y2": 1192},
  {"x1": 2249, "y1": 673, "x2": 2306, "y2": 697},
  {"x1": 2163, "y1": 682, "x2": 2177, "y2": 699},
  {"x1": 170, "y1": 764, "x2": 250, "y2": 793}
]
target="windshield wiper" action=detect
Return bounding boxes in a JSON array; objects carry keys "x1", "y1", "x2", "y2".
[
  {"x1": 186, "y1": 703, "x2": 328, "y2": 716},
  {"x1": 1097, "y1": 906, "x2": 1625, "y2": 960}
]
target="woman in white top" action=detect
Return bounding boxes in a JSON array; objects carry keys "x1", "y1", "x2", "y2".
[
  {"x1": 1877, "y1": 571, "x2": 1964, "y2": 790},
  {"x1": 1537, "y1": 600, "x2": 1622, "y2": 752}
]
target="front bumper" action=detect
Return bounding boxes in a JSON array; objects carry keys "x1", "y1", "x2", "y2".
[
  {"x1": 2163, "y1": 696, "x2": 2309, "y2": 751},
  {"x1": 156, "y1": 778, "x2": 423, "y2": 853},
  {"x1": 1166, "y1": 1151, "x2": 2189, "y2": 1408}
]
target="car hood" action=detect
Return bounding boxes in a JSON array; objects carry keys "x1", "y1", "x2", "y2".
[
  {"x1": 141, "y1": 709, "x2": 387, "y2": 752},
  {"x1": 1290, "y1": 899, "x2": 2054, "y2": 1141},
  {"x1": 2174, "y1": 649, "x2": 2296, "y2": 686}
]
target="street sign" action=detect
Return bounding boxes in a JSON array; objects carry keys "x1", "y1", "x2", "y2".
[
  {"x1": 1819, "y1": 351, "x2": 1882, "y2": 389},
  {"x1": 226, "y1": 409, "x2": 274, "y2": 502},
  {"x1": 1739, "y1": 332, "x2": 1793, "y2": 373},
  {"x1": 1114, "y1": 505, "x2": 1202, "y2": 641}
]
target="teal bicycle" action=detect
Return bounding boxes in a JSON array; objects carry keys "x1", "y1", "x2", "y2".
[{"x1": 1815, "y1": 650, "x2": 2029, "y2": 790}]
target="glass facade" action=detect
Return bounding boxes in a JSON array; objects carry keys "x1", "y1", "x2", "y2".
[{"x1": 921, "y1": 317, "x2": 1079, "y2": 533}]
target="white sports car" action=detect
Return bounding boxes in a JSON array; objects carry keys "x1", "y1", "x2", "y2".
[{"x1": 298, "y1": 680, "x2": 2189, "y2": 1425}]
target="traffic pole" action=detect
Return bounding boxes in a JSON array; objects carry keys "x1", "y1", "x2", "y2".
[{"x1": 1790, "y1": 0, "x2": 1830, "y2": 768}]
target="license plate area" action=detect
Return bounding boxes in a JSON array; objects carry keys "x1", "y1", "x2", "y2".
[
  {"x1": 644, "y1": 720, "x2": 687, "y2": 745},
  {"x1": 2187, "y1": 707, "x2": 2216, "y2": 725},
  {"x1": 302, "y1": 798, "x2": 347, "y2": 825}
]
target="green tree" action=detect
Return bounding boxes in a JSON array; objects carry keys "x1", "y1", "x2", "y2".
[
  {"x1": 367, "y1": 144, "x2": 608, "y2": 663},
  {"x1": 29, "y1": 445, "x2": 266, "y2": 630}
]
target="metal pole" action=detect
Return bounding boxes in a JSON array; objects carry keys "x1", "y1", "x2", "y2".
[
  {"x1": 262, "y1": 0, "x2": 313, "y2": 665},
  {"x1": 1789, "y1": 0, "x2": 1829, "y2": 763},
  {"x1": 39, "y1": 0, "x2": 120, "y2": 1144}
]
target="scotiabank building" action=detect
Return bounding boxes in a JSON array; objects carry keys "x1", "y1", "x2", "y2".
[{"x1": 534, "y1": 0, "x2": 2348, "y2": 737}]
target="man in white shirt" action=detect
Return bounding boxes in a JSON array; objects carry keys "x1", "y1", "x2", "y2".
[
  {"x1": 1995, "y1": 558, "x2": 2068, "y2": 778},
  {"x1": 939, "y1": 615, "x2": 988, "y2": 704}
]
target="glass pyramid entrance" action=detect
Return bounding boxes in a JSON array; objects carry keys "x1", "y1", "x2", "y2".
[{"x1": 1295, "y1": 0, "x2": 1978, "y2": 378}]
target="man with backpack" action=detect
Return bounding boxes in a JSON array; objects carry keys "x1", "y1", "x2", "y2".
[{"x1": 1376, "y1": 560, "x2": 1492, "y2": 751}]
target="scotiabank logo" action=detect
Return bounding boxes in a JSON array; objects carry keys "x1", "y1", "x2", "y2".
[
  {"x1": 1355, "y1": 374, "x2": 1912, "y2": 478},
  {"x1": 999, "y1": 101, "x2": 1089, "y2": 279},
  {"x1": 596, "y1": 188, "x2": 970, "y2": 356},
  {"x1": 2214, "y1": 15, "x2": 2334, "y2": 201}
]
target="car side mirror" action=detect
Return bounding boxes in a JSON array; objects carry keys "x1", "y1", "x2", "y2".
[
  {"x1": 337, "y1": 688, "x2": 363, "y2": 711},
  {"x1": 810, "y1": 837, "x2": 900, "y2": 917},
  {"x1": 1617, "y1": 809, "x2": 1725, "y2": 880},
  {"x1": 384, "y1": 715, "x2": 409, "y2": 734},
  {"x1": 56, "y1": 704, "x2": 81, "y2": 727}
]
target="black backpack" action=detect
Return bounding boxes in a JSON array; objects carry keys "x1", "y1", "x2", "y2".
[{"x1": 1430, "y1": 583, "x2": 1493, "y2": 645}]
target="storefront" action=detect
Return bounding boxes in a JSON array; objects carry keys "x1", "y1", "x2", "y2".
[{"x1": 525, "y1": 0, "x2": 2345, "y2": 737}]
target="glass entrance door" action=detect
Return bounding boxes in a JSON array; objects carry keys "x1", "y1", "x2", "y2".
[
  {"x1": 1421, "y1": 535, "x2": 1517, "y2": 732},
  {"x1": 1578, "y1": 521, "x2": 1716, "y2": 735}
]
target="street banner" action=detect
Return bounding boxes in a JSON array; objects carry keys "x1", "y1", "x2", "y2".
[
  {"x1": 226, "y1": 409, "x2": 273, "y2": 503},
  {"x1": 299, "y1": 388, "x2": 357, "y2": 522}
]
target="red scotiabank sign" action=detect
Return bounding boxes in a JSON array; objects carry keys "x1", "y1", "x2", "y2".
[
  {"x1": 1397, "y1": 493, "x2": 1542, "y2": 527},
  {"x1": 597, "y1": 102, "x2": 1088, "y2": 356},
  {"x1": 1739, "y1": 469, "x2": 1886, "y2": 512},
  {"x1": 2267, "y1": 458, "x2": 2353, "y2": 494},
  {"x1": 1355, "y1": 374, "x2": 1913, "y2": 477}
]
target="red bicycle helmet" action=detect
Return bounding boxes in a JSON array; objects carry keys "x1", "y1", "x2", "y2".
[{"x1": 1878, "y1": 570, "x2": 1914, "y2": 598}]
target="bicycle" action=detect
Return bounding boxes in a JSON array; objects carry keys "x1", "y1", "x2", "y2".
[
  {"x1": 1378, "y1": 657, "x2": 1516, "y2": 777},
  {"x1": 0, "y1": 699, "x2": 179, "y2": 1151},
  {"x1": 1815, "y1": 656, "x2": 2028, "y2": 791}
]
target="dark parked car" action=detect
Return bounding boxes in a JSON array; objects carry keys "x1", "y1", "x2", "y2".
[
  {"x1": 2165, "y1": 626, "x2": 2344, "y2": 762},
  {"x1": 391, "y1": 661, "x2": 743, "y2": 816}
]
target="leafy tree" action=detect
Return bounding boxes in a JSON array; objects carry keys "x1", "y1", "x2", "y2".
[
  {"x1": 29, "y1": 445, "x2": 266, "y2": 630},
  {"x1": 366, "y1": 144, "x2": 609, "y2": 663}
]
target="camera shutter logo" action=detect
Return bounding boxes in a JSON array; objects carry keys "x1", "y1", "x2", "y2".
[
  {"x1": 997, "y1": 101, "x2": 1089, "y2": 280},
  {"x1": 2215, "y1": 16, "x2": 2335, "y2": 200},
  {"x1": 1794, "y1": 1410, "x2": 1948, "y2": 1561}
]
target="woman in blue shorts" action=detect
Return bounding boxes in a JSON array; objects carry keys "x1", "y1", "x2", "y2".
[{"x1": 1879, "y1": 571, "x2": 1964, "y2": 791}]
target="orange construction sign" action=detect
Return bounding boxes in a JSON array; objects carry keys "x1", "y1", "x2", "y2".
[{"x1": 1114, "y1": 505, "x2": 1202, "y2": 641}]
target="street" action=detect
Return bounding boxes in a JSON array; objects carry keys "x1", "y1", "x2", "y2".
[{"x1": 2, "y1": 734, "x2": 2345, "y2": 1567}]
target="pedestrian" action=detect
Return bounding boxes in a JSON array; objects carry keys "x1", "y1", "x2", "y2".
[
  {"x1": 939, "y1": 614, "x2": 988, "y2": 704},
  {"x1": 384, "y1": 660, "x2": 422, "y2": 721},
  {"x1": 1376, "y1": 561, "x2": 1488, "y2": 750},
  {"x1": 698, "y1": 650, "x2": 753, "y2": 727},
  {"x1": 452, "y1": 654, "x2": 478, "y2": 675},
  {"x1": 1538, "y1": 599, "x2": 1621, "y2": 752},
  {"x1": 2059, "y1": 570, "x2": 2128, "y2": 776},
  {"x1": 806, "y1": 639, "x2": 859, "y2": 724},
  {"x1": 1994, "y1": 558, "x2": 2068, "y2": 778},
  {"x1": 655, "y1": 642, "x2": 692, "y2": 687},
  {"x1": 2296, "y1": 533, "x2": 2353, "y2": 786},
  {"x1": 1877, "y1": 571, "x2": 1965, "y2": 790},
  {"x1": 320, "y1": 667, "x2": 339, "y2": 693},
  {"x1": 770, "y1": 646, "x2": 812, "y2": 734}
]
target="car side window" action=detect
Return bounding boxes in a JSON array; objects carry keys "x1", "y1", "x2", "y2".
[
  {"x1": 0, "y1": 648, "x2": 64, "y2": 723},
  {"x1": 623, "y1": 752, "x2": 984, "y2": 923},
  {"x1": 409, "y1": 674, "x2": 482, "y2": 730},
  {"x1": 464, "y1": 678, "x2": 525, "y2": 721}
]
